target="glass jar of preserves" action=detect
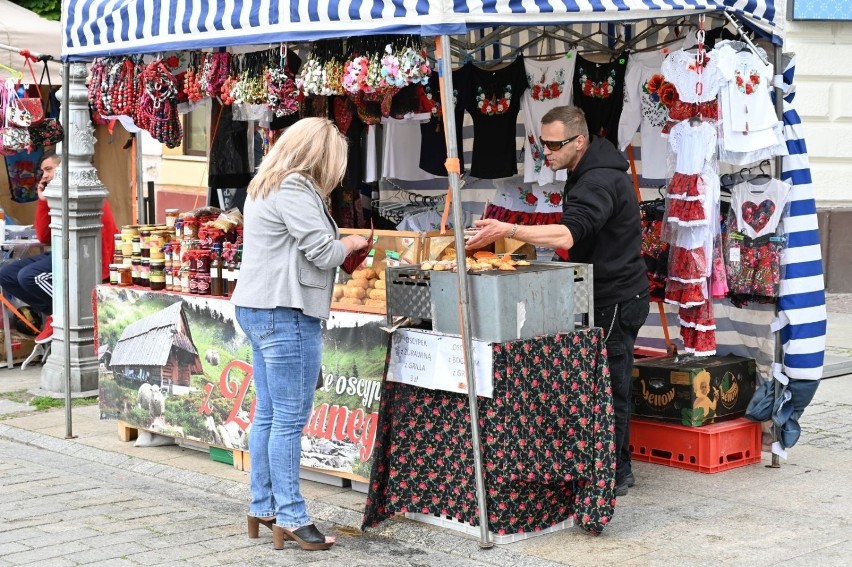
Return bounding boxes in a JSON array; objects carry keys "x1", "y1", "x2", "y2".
[
  {"x1": 118, "y1": 265, "x2": 132, "y2": 286},
  {"x1": 131, "y1": 259, "x2": 141, "y2": 285},
  {"x1": 149, "y1": 260, "x2": 166, "y2": 291},
  {"x1": 180, "y1": 267, "x2": 190, "y2": 293},
  {"x1": 131, "y1": 236, "x2": 141, "y2": 256},
  {"x1": 165, "y1": 209, "x2": 180, "y2": 228},
  {"x1": 141, "y1": 258, "x2": 150, "y2": 287},
  {"x1": 121, "y1": 238, "x2": 134, "y2": 257},
  {"x1": 109, "y1": 264, "x2": 120, "y2": 285},
  {"x1": 183, "y1": 216, "x2": 199, "y2": 239}
]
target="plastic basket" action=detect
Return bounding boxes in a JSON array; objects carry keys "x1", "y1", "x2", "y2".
[{"x1": 629, "y1": 417, "x2": 762, "y2": 473}]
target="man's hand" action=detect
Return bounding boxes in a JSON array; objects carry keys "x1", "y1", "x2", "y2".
[{"x1": 464, "y1": 219, "x2": 511, "y2": 250}]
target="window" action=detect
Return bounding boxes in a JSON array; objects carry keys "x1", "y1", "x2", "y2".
[{"x1": 183, "y1": 107, "x2": 209, "y2": 156}]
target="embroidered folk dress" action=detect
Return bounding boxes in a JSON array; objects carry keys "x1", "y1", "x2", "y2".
[
  {"x1": 572, "y1": 52, "x2": 628, "y2": 146},
  {"x1": 725, "y1": 178, "x2": 792, "y2": 303},
  {"x1": 714, "y1": 40, "x2": 787, "y2": 164},
  {"x1": 520, "y1": 54, "x2": 576, "y2": 185},
  {"x1": 618, "y1": 32, "x2": 695, "y2": 179},
  {"x1": 664, "y1": 120, "x2": 721, "y2": 357},
  {"x1": 462, "y1": 56, "x2": 529, "y2": 179}
]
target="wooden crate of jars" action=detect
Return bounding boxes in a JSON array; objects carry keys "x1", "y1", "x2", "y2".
[{"x1": 332, "y1": 229, "x2": 426, "y2": 315}]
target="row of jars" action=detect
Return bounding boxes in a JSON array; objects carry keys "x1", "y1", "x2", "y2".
[{"x1": 108, "y1": 212, "x2": 242, "y2": 296}]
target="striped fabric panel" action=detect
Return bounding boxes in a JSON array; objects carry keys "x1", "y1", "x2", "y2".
[
  {"x1": 776, "y1": 54, "x2": 826, "y2": 381},
  {"x1": 63, "y1": 0, "x2": 783, "y2": 58},
  {"x1": 64, "y1": 0, "x2": 448, "y2": 58}
]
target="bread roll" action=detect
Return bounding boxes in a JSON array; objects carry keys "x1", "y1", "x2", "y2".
[
  {"x1": 343, "y1": 287, "x2": 367, "y2": 299},
  {"x1": 365, "y1": 298, "x2": 387, "y2": 308},
  {"x1": 352, "y1": 268, "x2": 375, "y2": 280},
  {"x1": 368, "y1": 288, "x2": 386, "y2": 300},
  {"x1": 333, "y1": 284, "x2": 345, "y2": 299},
  {"x1": 340, "y1": 297, "x2": 364, "y2": 305},
  {"x1": 346, "y1": 278, "x2": 370, "y2": 290},
  {"x1": 375, "y1": 280, "x2": 386, "y2": 290}
]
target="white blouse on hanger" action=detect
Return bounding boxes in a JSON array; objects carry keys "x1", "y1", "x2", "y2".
[
  {"x1": 381, "y1": 113, "x2": 436, "y2": 182},
  {"x1": 714, "y1": 40, "x2": 787, "y2": 163},
  {"x1": 668, "y1": 119, "x2": 717, "y2": 174},
  {"x1": 618, "y1": 31, "x2": 696, "y2": 179},
  {"x1": 661, "y1": 47, "x2": 731, "y2": 104},
  {"x1": 520, "y1": 54, "x2": 576, "y2": 185}
]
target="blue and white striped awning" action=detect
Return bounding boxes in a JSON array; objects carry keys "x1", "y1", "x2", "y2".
[{"x1": 62, "y1": 0, "x2": 784, "y2": 60}]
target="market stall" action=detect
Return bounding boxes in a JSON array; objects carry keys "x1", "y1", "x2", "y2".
[
  {"x1": 59, "y1": 0, "x2": 825, "y2": 394},
  {"x1": 60, "y1": 0, "x2": 826, "y2": 545}
]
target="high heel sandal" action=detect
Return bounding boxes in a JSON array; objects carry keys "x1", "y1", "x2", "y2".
[
  {"x1": 247, "y1": 515, "x2": 276, "y2": 538},
  {"x1": 272, "y1": 524, "x2": 335, "y2": 551}
]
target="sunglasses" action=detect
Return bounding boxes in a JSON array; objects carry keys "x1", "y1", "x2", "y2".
[{"x1": 539, "y1": 134, "x2": 581, "y2": 152}]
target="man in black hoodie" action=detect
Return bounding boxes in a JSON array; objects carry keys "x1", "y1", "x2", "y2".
[{"x1": 466, "y1": 106, "x2": 649, "y2": 497}]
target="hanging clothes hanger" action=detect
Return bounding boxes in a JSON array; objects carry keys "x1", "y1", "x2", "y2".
[
  {"x1": 0, "y1": 62, "x2": 23, "y2": 81},
  {"x1": 514, "y1": 27, "x2": 577, "y2": 58}
]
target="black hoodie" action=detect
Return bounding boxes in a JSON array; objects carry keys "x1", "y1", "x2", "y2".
[{"x1": 560, "y1": 136, "x2": 649, "y2": 307}]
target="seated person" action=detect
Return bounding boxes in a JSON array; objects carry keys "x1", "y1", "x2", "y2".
[{"x1": 0, "y1": 151, "x2": 117, "y2": 344}]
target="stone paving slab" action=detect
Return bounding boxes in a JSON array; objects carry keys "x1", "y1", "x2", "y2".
[{"x1": 0, "y1": 439, "x2": 563, "y2": 567}]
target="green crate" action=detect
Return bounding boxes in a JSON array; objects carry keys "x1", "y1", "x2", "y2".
[{"x1": 209, "y1": 446, "x2": 233, "y2": 466}]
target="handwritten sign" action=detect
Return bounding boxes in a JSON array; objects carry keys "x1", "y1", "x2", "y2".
[{"x1": 387, "y1": 329, "x2": 493, "y2": 398}]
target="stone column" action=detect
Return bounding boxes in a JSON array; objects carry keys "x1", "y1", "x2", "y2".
[{"x1": 41, "y1": 63, "x2": 108, "y2": 394}]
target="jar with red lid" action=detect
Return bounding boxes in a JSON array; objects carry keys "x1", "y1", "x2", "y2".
[{"x1": 183, "y1": 217, "x2": 199, "y2": 239}]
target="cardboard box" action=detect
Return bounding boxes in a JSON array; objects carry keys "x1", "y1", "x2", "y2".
[
  {"x1": 0, "y1": 330, "x2": 36, "y2": 364},
  {"x1": 631, "y1": 355, "x2": 756, "y2": 427}
]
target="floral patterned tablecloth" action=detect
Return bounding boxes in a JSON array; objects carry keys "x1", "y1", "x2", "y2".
[{"x1": 362, "y1": 328, "x2": 616, "y2": 536}]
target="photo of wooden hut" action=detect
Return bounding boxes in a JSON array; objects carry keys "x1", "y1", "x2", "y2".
[{"x1": 109, "y1": 302, "x2": 203, "y2": 391}]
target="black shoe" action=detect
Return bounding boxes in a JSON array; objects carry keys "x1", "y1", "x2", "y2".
[
  {"x1": 615, "y1": 482, "x2": 628, "y2": 497},
  {"x1": 626, "y1": 472, "x2": 635, "y2": 488}
]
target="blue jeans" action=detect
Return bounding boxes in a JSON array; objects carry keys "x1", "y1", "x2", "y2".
[
  {"x1": 595, "y1": 289, "x2": 650, "y2": 486},
  {"x1": 235, "y1": 306, "x2": 322, "y2": 528}
]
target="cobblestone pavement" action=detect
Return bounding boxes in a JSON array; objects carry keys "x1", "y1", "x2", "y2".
[
  {"x1": 826, "y1": 293, "x2": 852, "y2": 314},
  {"x1": 0, "y1": 439, "x2": 556, "y2": 567}
]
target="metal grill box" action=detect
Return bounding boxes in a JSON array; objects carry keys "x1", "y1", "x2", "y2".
[
  {"x1": 430, "y1": 263, "x2": 575, "y2": 343},
  {"x1": 386, "y1": 266, "x2": 433, "y2": 323}
]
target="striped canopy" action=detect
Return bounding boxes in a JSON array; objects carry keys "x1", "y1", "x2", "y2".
[{"x1": 62, "y1": 0, "x2": 784, "y2": 60}]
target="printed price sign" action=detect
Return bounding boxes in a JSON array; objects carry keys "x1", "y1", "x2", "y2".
[{"x1": 387, "y1": 329, "x2": 493, "y2": 398}]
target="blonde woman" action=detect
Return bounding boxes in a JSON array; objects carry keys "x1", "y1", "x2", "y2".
[{"x1": 231, "y1": 118, "x2": 368, "y2": 551}]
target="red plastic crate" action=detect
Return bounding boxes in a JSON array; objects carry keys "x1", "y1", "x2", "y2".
[{"x1": 629, "y1": 417, "x2": 762, "y2": 473}]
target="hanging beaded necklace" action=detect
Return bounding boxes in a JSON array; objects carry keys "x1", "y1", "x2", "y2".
[
  {"x1": 200, "y1": 51, "x2": 231, "y2": 98},
  {"x1": 88, "y1": 56, "x2": 139, "y2": 120},
  {"x1": 183, "y1": 51, "x2": 205, "y2": 103},
  {"x1": 267, "y1": 46, "x2": 301, "y2": 117},
  {"x1": 137, "y1": 59, "x2": 182, "y2": 148}
]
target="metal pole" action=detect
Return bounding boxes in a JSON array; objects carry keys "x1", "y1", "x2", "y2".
[
  {"x1": 437, "y1": 35, "x2": 493, "y2": 549},
  {"x1": 722, "y1": 10, "x2": 770, "y2": 66},
  {"x1": 61, "y1": 60, "x2": 73, "y2": 438},
  {"x1": 770, "y1": 44, "x2": 785, "y2": 468},
  {"x1": 0, "y1": 43, "x2": 52, "y2": 61}
]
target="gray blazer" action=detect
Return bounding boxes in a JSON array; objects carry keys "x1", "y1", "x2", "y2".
[{"x1": 230, "y1": 173, "x2": 346, "y2": 320}]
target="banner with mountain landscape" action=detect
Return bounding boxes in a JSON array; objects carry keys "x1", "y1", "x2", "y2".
[{"x1": 95, "y1": 286, "x2": 387, "y2": 481}]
